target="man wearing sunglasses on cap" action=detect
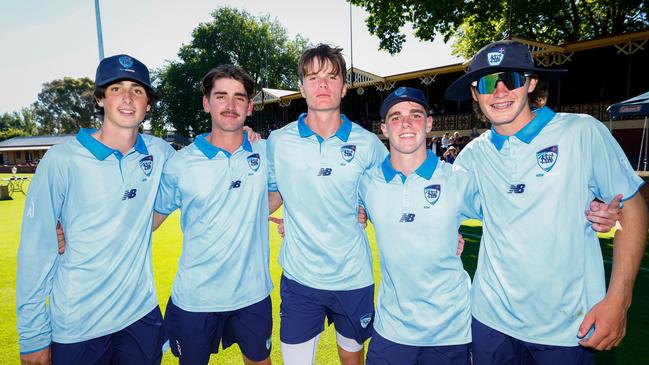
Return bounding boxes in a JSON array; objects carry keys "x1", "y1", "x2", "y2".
[{"x1": 446, "y1": 40, "x2": 647, "y2": 364}]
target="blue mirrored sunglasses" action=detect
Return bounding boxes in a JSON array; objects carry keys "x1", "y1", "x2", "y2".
[{"x1": 472, "y1": 71, "x2": 529, "y2": 94}]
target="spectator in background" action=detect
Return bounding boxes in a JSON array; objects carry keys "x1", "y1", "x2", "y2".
[
  {"x1": 429, "y1": 136, "x2": 441, "y2": 157},
  {"x1": 470, "y1": 127, "x2": 480, "y2": 139},
  {"x1": 451, "y1": 132, "x2": 462, "y2": 150},
  {"x1": 441, "y1": 132, "x2": 450, "y2": 155},
  {"x1": 443, "y1": 145, "x2": 458, "y2": 164}
]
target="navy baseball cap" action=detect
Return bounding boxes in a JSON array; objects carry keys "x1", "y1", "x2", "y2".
[
  {"x1": 380, "y1": 87, "x2": 429, "y2": 119},
  {"x1": 445, "y1": 40, "x2": 567, "y2": 100},
  {"x1": 95, "y1": 54, "x2": 154, "y2": 92}
]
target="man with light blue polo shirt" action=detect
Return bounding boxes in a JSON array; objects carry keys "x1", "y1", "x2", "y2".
[
  {"x1": 17, "y1": 54, "x2": 174, "y2": 365},
  {"x1": 153, "y1": 64, "x2": 273, "y2": 365},
  {"x1": 359, "y1": 86, "x2": 478, "y2": 365},
  {"x1": 267, "y1": 44, "x2": 387, "y2": 365},
  {"x1": 445, "y1": 40, "x2": 648, "y2": 364}
]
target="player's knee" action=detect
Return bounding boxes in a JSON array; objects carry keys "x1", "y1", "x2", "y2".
[{"x1": 336, "y1": 331, "x2": 364, "y2": 353}]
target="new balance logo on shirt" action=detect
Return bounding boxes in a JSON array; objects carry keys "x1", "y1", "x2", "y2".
[
  {"x1": 122, "y1": 189, "x2": 137, "y2": 200},
  {"x1": 399, "y1": 213, "x2": 415, "y2": 222},
  {"x1": 317, "y1": 168, "x2": 332, "y2": 176},
  {"x1": 508, "y1": 184, "x2": 526, "y2": 194},
  {"x1": 229, "y1": 180, "x2": 242, "y2": 189}
]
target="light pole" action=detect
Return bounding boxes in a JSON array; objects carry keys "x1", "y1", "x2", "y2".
[{"x1": 94, "y1": 0, "x2": 105, "y2": 60}]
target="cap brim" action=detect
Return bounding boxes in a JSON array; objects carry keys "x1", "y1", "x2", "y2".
[{"x1": 444, "y1": 66, "x2": 567, "y2": 101}]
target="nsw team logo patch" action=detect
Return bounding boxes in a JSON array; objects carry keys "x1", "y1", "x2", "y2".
[
  {"x1": 487, "y1": 47, "x2": 505, "y2": 66},
  {"x1": 359, "y1": 313, "x2": 372, "y2": 329},
  {"x1": 536, "y1": 145, "x2": 558, "y2": 172},
  {"x1": 341, "y1": 145, "x2": 356, "y2": 162},
  {"x1": 118, "y1": 55, "x2": 134, "y2": 69},
  {"x1": 247, "y1": 153, "x2": 260, "y2": 172},
  {"x1": 139, "y1": 155, "x2": 153, "y2": 176},
  {"x1": 424, "y1": 184, "x2": 441, "y2": 205}
]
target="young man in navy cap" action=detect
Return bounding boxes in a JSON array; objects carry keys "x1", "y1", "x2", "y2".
[
  {"x1": 359, "y1": 86, "x2": 478, "y2": 364},
  {"x1": 17, "y1": 54, "x2": 174, "y2": 365},
  {"x1": 446, "y1": 40, "x2": 647, "y2": 364}
]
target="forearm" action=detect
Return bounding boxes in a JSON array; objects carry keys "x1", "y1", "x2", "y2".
[
  {"x1": 606, "y1": 194, "x2": 648, "y2": 306},
  {"x1": 152, "y1": 212, "x2": 168, "y2": 231},
  {"x1": 17, "y1": 231, "x2": 58, "y2": 353},
  {"x1": 268, "y1": 191, "x2": 283, "y2": 214}
]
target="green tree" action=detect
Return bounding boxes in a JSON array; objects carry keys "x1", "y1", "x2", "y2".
[
  {"x1": 33, "y1": 77, "x2": 98, "y2": 134},
  {"x1": 348, "y1": 0, "x2": 649, "y2": 58},
  {"x1": 0, "y1": 128, "x2": 30, "y2": 141},
  {"x1": 152, "y1": 7, "x2": 308, "y2": 136},
  {"x1": 0, "y1": 108, "x2": 37, "y2": 135}
]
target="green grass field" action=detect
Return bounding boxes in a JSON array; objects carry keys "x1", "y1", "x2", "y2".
[{"x1": 1, "y1": 174, "x2": 648, "y2": 364}]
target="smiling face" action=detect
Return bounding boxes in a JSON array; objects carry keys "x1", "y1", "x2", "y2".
[
  {"x1": 97, "y1": 80, "x2": 150, "y2": 130},
  {"x1": 471, "y1": 76, "x2": 538, "y2": 135},
  {"x1": 202, "y1": 77, "x2": 253, "y2": 133},
  {"x1": 381, "y1": 101, "x2": 432, "y2": 155},
  {"x1": 299, "y1": 58, "x2": 347, "y2": 113}
]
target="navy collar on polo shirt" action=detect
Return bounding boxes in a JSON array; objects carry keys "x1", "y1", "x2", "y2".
[
  {"x1": 194, "y1": 132, "x2": 253, "y2": 159},
  {"x1": 489, "y1": 106, "x2": 556, "y2": 151},
  {"x1": 76, "y1": 128, "x2": 149, "y2": 161},
  {"x1": 381, "y1": 151, "x2": 439, "y2": 183},
  {"x1": 297, "y1": 113, "x2": 352, "y2": 142}
]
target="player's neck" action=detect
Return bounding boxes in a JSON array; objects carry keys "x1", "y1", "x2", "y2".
[
  {"x1": 305, "y1": 109, "x2": 342, "y2": 139},
  {"x1": 207, "y1": 129, "x2": 244, "y2": 154},
  {"x1": 93, "y1": 123, "x2": 139, "y2": 155},
  {"x1": 390, "y1": 147, "x2": 428, "y2": 177}
]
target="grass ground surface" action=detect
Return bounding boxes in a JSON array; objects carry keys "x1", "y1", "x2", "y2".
[{"x1": 1, "y1": 173, "x2": 648, "y2": 364}]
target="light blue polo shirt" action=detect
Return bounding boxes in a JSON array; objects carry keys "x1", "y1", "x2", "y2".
[
  {"x1": 16, "y1": 129, "x2": 174, "y2": 354},
  {"x1": 267, "y1": 113, "x2": 387, "y2": 290},
  {"x1": 455, "y1": 107, "x2": 645, "y2": 346},
  {"x1": 359, "y1": 152, "x2": 480, "y2": 346},
  {"x1": 154, "y1": 133, "x2": 273, "y2": 312}
]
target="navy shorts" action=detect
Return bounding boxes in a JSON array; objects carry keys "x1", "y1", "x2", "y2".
[
  {"x1": 51, "y1": 306, "x2": 165, "y2": 365},
  {"x1": 279, "y1": 275, "x2": 374, "y2": 345},
  {"x1": 366, "y1": 330, "x2": 470, "y2": 365},
  {"x1": 164, "y1": 296, "x2": 272, "y2": 364},
  {"x1": 472, "y1": 317, "x2": 595, "y2": 365}
]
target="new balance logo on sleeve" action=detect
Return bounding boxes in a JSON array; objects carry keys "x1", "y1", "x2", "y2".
[{"x1": 399, "y1": 213, "x2": 416, "y2": 222}]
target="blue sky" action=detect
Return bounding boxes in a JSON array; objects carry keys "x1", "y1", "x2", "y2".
[{"x1": 0, "y1": 0, "x2": 461, "y2": 114}]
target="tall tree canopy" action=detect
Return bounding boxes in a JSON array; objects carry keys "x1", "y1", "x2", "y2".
[
  {"x1": 348, "y1": 0, "x2": 649, "y2": 58},
  {"x1": 32, "y1": 77, "x2": 97, "y2": 134},
  {"x1": 152, "y1": 7, "x2": 308, "y2": 136}
]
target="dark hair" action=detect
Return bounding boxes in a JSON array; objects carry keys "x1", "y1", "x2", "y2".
[
  {"x1": 93, "y1": 81, "x2": 158, "y2": 116},
  {"x1": 201, "y1": 64, "x2": 255, "y2": 99},
  {"x1": 298, "y1": 44, "x2": 346, "y2": 82},
  {"x1": 529, "y1": 80, "x2": 548, "y2": 110}
]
